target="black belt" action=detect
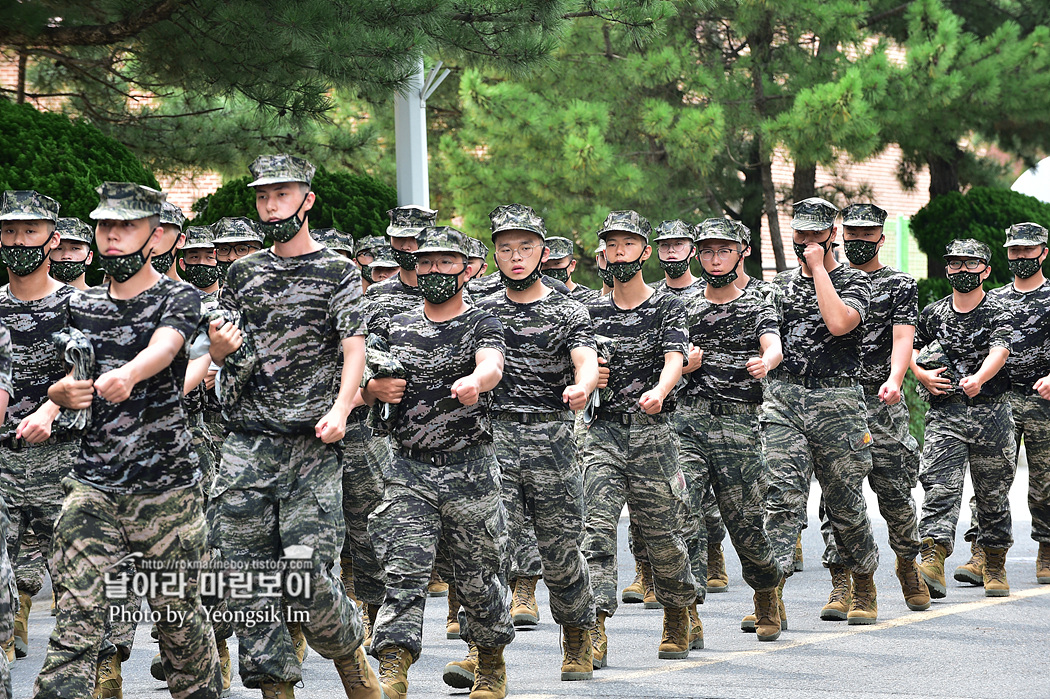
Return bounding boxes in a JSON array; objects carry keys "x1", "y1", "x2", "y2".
[
  {"x1": 934, "y1": 393, "x2": 1005, "y2": 407},
  {"x1": 679, "y1": 397, "x2": 760, "y2": 415},
  {"x1": 0, "y1": 435, "x2": 70, "y2": 451},
  {"x1": 860, "y1": 382, "x2": 885, "y2": 395},
  {"x1": 594, "y1": 410, "x2": 667, "y2": 426},
  {"x1": 491, "y1": 410, "x2": 572, "y2": 424},
  {"x1": 775, "y1": 372, "x2": 857, "y2": 389},
  {"x1": 398, "y1": 442, "x2": 495, "y2": 466}
]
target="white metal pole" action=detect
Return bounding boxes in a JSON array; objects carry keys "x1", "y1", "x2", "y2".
[{"x1": 394, "y1": 59, "x2": 430, "y2": 208}]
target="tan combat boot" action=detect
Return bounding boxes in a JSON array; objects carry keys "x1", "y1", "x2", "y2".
[
  {"x1": 621, "y1": 559, "x2": 646, "y2": 603},
  {"x1": 334, "y1": 645, "x2": 381, "y2": 699},
  {"x1": 793, "y1": 533, "x2": 804, "y2": 572},
  {"x1": 917, "y1": 537, "x2": 948, "y2": 599},
  {"x1": 376, "y1": 645, "x2": 412, "y2": 699},
  {"x1": 446, "y1": 583, "x2": 462, "y2": 639},
  {"x1": 428, "y1": 569, "x2": 449, "y2": 597},
  {"x1": 560, "y1": 625, "x2": 593, "y2": 681},
  {"x1": 1, "y1": 636, "x2": 12, "y2": 663},
  {"x1": 590, "y1": 612, "x2": 608, "y2": 669},
  {"x1": 471, "y1": 645, "x2": 508, "y2": 699},
  {"x1": 820, "y1": 565, "x2": 852, "y2": 621},
  {"x1": 953, "y1": 540, "x2": 984, "y2": 586},
  {"x1": 93, "y1": 652, "x2": 123, "y2": 699},
  {"x1": 217, "y1": 638, "x2": 232, "y2": 697},
  {"x1": 341, "y1": 557, "x2": 357, "y2": 602},
  {"x1": 510, "y1": 576, "x2": 540, "y2": 627},
  {"x1": 288, "y1": 621, "x2": 308, "y2": 663},
  {"x1": 687, "y1": 603, "x2": 704, "y2": 650},
  {"x1": 642, "y1": 565, "x2": 662, "y2": 609},
  {"x1": 13, "y1": 591, "x2": 30, "y2": 658},
  {"x1": 847, "y1": 571, "x2": 878, "y2": 625},
  {"x1": 657, "y1": 606, "x2": 690, "y2": 659},
  {"x1": 260, "y1": 681, "x2": 296, "y2": 699},
  {"x1": 707, "y1": 544, "x2": 729, "y2": 593},
  {"x1": 443, "y1": 640, "x2": 478, "y2": 689},
  {"x1": 895, "y1": 554, "x2": 931, "y2": 611},
  {"x1": 983, "y1": 547, "x2": 1010, "y2": 597},
  {"x1": 752, "y1": 586, "x2": 782, "y2": 641},
  {"x1": 742, "y1": 578, "x2": 787, "y2": 632},
  {"x1": 1038, "y1": 543, "x2": 1050, "y2": 584}
]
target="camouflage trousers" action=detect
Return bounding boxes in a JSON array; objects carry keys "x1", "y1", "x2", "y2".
[
  {"x1": 0, "y1": 495, "x2": 15, "y2": 699},
  {"x1": 189, "y1": 414, "x2": 216, "y2": 499},
  {"x1": 368, "y1": 446, "x2": 514, "y2": 660},
  {"x1": 337, "y1": 419, "x2": 389, "y2": 606},
  {"x1": 761, "y1": 380, "x2": 879, "y2": 577},
  {"x1": 493, "y1": 416, "x2": 594, "y2": 628},
  {"x1": 210, "y1": 432, "x2": 362, "y2": 688},
  {"x1": 35, "y1": 478, "x2": 221, "y2": 699},
  {"x1": 0, "y1": 441, "x2": 77, "y2": 596},
  {"x1": 919, "y1": 401, "x2": 1016, "y2": 556},
  {"x1": 966, "y1": 390, "x2": 1050, "y2": 545},
  {"x1": 581, "y1": 416, "x2": 695, "y2": 616},
  {"x1": 677, "y1": 403, "x2": 781, "y2": 596},
  {"x1": 821, "y1": 391, "x2": 921, "y2": 565}
]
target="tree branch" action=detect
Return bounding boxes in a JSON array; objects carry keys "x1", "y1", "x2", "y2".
[
  {"x1": 862, "y1": 2, "x2": 913, "y2": 28},
  {"x1": 0, "y1": 0, "x2": 189, "y2": 48}
]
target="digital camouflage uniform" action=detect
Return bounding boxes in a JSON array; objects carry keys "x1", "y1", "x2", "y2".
[
  {"x1": 762, "y1": 198, "x2": 879, "y2": 579},
  {"x1": 544, "y1": 236, "x2": 602, "y2": 304},
  {"x1": 368, "y1": 227, "x2": 514, "y2": 660},
  {"x1": 581, "y1": 211, "x2": 696, "y2": 618},
  {"x1": 49, "y1": 217, "x2": 93, "y2": 285},
  {"x1": 0, "y1": 323, "x2": 16, "y2": 699},
  {"x1": 35, "y1": 183, "x2": 220, "y2": 699},
  {"x1": 213, "y1": 182, "x2": 366, "y2": 687},
  {"x1": 915, "y1": 240, "x2": 1016, "y2": 556},
  {"x1": 478, "y1": 205, "x2": 597, "y2": 630}
]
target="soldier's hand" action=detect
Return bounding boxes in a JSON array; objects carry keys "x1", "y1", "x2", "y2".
[
  {"x1": 802, "y1": 242, "x2": 824, "y2": 269},
  {"x1": 204, "y1": 369, "x2": 217, "y2": 391},
  {"x1": 745, "y1": 356, "x2": 768, "y2": 379},
  {"x1": 959, "y1": 375, "x2": 983, "y2": 398},
  {"x1": 684, "y1": 346, "x2": 703, "y2": 374},
  {"x1": 451, "y1": 375, "x2": 481, "y2": 406},
  {"x1": 368, "y1": 378, "x2": 405, "y2": 404},
  {"x1": 95, "y1": 367, "x2": 136, "y2": 403},
  {"x1": 47, "y1": 374, "x2": 94, "y2": 410},
  {"x1": 878, "y1": 380, "x2": 902, "y2": 405},
  {"x1": 562, "y1": 384, "x2": 588, "y2": 411},
  {"x1": 16, "y1": 404, "x2": 56, "y2": 443},
  {"x1": 597, "y1": 357, "x2": 610, "y2": 389},
  {"x1": 208, "y1": 318, "x2": 242, "y2": 363},
  {"x1": 315, "y1": 405, "x2": 349, "y2": 444},
  {"x1": 917, "y1": 366, "x2": 950, "y2": 395},
  {"x1": 1035, "y1": 375, "x2": 1050, "y2": 400},
  {"x1": 638, "y1": 389, "x2": 664, "y2": 415}
]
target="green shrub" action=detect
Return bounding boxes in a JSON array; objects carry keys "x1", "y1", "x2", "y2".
[{"x1": 903, "y1": 370, "x2": 929, "y2": 447}]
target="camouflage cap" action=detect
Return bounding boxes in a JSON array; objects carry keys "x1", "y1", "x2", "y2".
[
  {"x1": 490, "y1": 203, "x2": 546, "y2": 240},
  {"x1": 159, "y1": 201, "x2": 186, "y2": 230},
  {"x1": 370, "y1": 245, "x2": 401, "y2": 269},
  {"x1": 313, "y1": 227, "x2": 354, "y2": 253},
  {"x1": 596, "y1": 239, "x2": 607, "y2": 253},
  {"x1": 841, "y1": 203, "x2": 888, "y2": 228},
  {"x1": 355, "y1": 235, "x2": 386, "y2": 256},
  {"x1": 387, "y1": 205, "x2": 437, "y2": 238},
  {"x1": 211, "y1": 217, "x2": 264, "y2": 245},
  {"x1": 943, "y1": 238, "x2": 991, "y2": 262},
  {"x1": 468, "y1": 236, "x2": 489, "y2": 260},
  {"x1": 0, "y1": 190, "x2": 60, "y2": 222},
  {"x1": 731, "y1": 220, "x2": 752, "y2": 245},
  {"x1": 546, "y1": 236, "x2": 574, "y2": 260},
  {"x1": 56, "y1": 217, "x2": 93, "y2": 244},
  {"x1": 89, "y1": 182, "x2": 166, "y2": 221},
  {"x1": 693, "y1": 217, "x2": 743, "y2": 245},
  {"x1": 247, "y1": 154, "x2": 316, "y2": 188},
  {"x1": 597, "y1": 210, "x2": 652, "y2": 242},
  {"x1": 1004, "y1": 222, "x2": 1048, "y2": 247},
  {"x1": 416, "y1": 226, "x2": 471, "y2": 257},
  {"x1": 182, "y1": 225, "x2": 215, "y2": 251},
  {"x1": 791, "y1": 197, "x2": 838, "y2": 231},
  {"x1": 652, "y1": 219, "x2": 693, "y2": 243}
]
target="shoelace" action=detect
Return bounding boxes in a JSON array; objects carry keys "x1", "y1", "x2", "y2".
[
  {"x1": 512, "y1": 581, "x2": 531, "y2": 608},
  {"x1": 378, "y1": 650, "x2": 403, "y2": 680}
]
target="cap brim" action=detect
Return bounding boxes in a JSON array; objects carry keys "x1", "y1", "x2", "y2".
[
  {"x1": 0, "y1": 213, "x2": 56, "y2": 222},
  {"x1": 1004, "y1": 239, "x2": 1046, "y2": 247},
  {"x1": 652, "y1": 234, "x2": 693, "y2": 243},
  {"x1": 371, "y1": 260, "x2": 401, "y2": 268},
  {"x1": 790, "y1": 220, "x2": 833, "y2": 231},
  {"x1": 89, "y1": 207, "x2": 157, "y2": 221},
  {"x1": 841, "y1": 219, "x2": 884, "y2": 227},
  {"x1": 212, "y1": 235, "x2": 262, "y2": 245},
  {"x1": 247, "y1": 176, "x2": 308, "y2": 188},
  {"x1": 597, "y1": 228, "x2": 648, "y2": 241},
  {"x1": 387, "y1": 226, "x2": 425, "y2": 238},
  {"x1": 492, "y1": 226, "x2": 545, "y2": 240},
  {"x1": 693, "y1": 233, "x2": 739, "y2": 244},
  {"x1": 416, "y1": 245, "x2": 467, "y2": 256},
  {"x1": 181, "y1": 242, "x2": 214, "y2": 250}
]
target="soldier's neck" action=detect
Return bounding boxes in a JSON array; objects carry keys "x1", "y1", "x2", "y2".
[
  {"x1": 399, "y1": 269, "x2": 417, "y2": 288},
  {"x1": 611, "y1": 275, "x2": 652, "y2": 310},
  {"x1": 951, "y1": 287, "x2": 985, "y2": 313},
  {"x1": 1013, "y1": 272, "x2": 1045, "y2": 293},
  {"x1": 664, "y1": 270, "x2": 696, "y2": 289},
  {"x1": 8, "y1": 269, "x2": 63, "y2": 301}
]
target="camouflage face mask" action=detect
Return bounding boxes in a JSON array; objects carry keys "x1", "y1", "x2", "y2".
[
  {"x1": 544, "y1": 266, "x2": 570, "y2": 283},
  {"x1": 215, "y1": 260, "x2": 233, "y2": 284},
  {"x1": 843, "y1": 238, "x2": 881, "y2": 266},
  {"x1": 181, "y1": 262, "x2": 221, "y2": 289},
  {"x1": 258, "y1": 193, "x2": 308, "y2": 243},
  {"x1": 609, "y1": 253, "x2": 644, "y2": 283},
  {"x1": 659, "y1": 258, "x2": 691, "y2": 279},
  {"x1": 1008, "y1": 255, "x2": 1043, "y2": 279},
  {"x1": 98, "y1": 234, "x2": 153, "y2": 283},
  {"x1": 150, "y1": 238, "x2": 180, "y2": 274},
  {"x1": 500, "y1": 257, "x2": 543, "y2": 292},
  {"x1": 418, "y1": 270, "x2": 463, "y2": 304},
  {"x1": 793, "y1": 234, "x2": 832, "y2": 262},
  {"x1": 50, "y1": 260, "x2": 86, "y2": 283},
  {"x1": 946, "y1": 270, "x2": 983, "y2": 293},
  {"x1": 392, "y1": 248, "x2": 417, "y2": 270},
  {"x1": 1, "y1": 232, "x2": 54, "y2": 276},
  {"x1": 598, "y1": 266, "x2": 614, "y2": 287},
  {"x1": 360, "y1": 264, "x2": 375, "y2": 284}
]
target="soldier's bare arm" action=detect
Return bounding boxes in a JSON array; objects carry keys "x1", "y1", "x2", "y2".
[
  {"x1": 910, "y1": 348, "x2": 951, "y2": 395},
  {"x1": 811, "y1": 263, "x2": 862, "y2": 336},
  {"x1": 639, "y1": 350, "x2": 684, "y2": 414},
  {"x1": 15, "y1": 399, "x2": 60, "y2": 443},
  {"x1": 563, "y1": 345, "x2": 599, "y2": 411},
  {"x1": 315, "y1": 334, "x2": 366, "y2": 443},
  {"x1": 451, "y1": 347, "x2": 504, "y2": 406},
  {"x1": 959, "y1": 346, "x2": 1009, "y2": 397},
  {"x1": 880, "y1": 324, "x2": 916, "y2": 405},
  {"x1": 747, "y1": 332, "x2": 782, "y2": 379},
  {"x1": 95, "y1": 326, "x2": 185, "y2": 403}
]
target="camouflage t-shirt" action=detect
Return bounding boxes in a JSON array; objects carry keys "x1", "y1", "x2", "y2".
[
  {"x1": 742, "y1": 275, "x2": 775, "y2": 301},
  {"x1": 651, "y1": 277, "x2": 705, "y2": 300},
  {"x1": 989, "y1": 281, "x2": 1050, "y2": 391},
  {"x1": 185, "y1": 289, "x2": 222, "y2": 418},
  {"x1": 381, "y1": 306, "x2": 506, "y2": 452},
  {"x1": 771, "y1": 265, "x2": 871, "y2": 379},
  {"x1": 220, "y1": 248, "x2": 364, "y2": 436},
  {"x1": 478, "y1": 289, "x2": 596, "y2": 413},
  {"x1": 365, "y1": 274, "x2": 423, "y2": 337},
  {"x1": 856, "y1": 266, "x2": 918, "y2": 386},
  {"x1": 0, "y1": 323, "x2": 12, "y2": 399},
  {"x1": 914, "y1": 293, "x2": 1012, "y2": 402},
  {"x1": 684, "y1": 291, "x2": 779, "y2": 404},
  {"x1": 468, "y1": 273, "x2": 571, "y2": 300},
  {"x1": 69, "y1": 276, "x2": 201, "y2": 493},
  {"x1": 569, "y1": 283, "x2": 602, "y2": 304},
  {"x1": 0, "y1": 284, "x2": 76, "y2": 440},
  {"x1": 586, "y1": 290, "x2": 689, "y2": 414}
]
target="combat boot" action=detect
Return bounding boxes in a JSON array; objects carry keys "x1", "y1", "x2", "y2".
[
  {"x1": 446, "y1": 583, "x2": 462, "y2": 639},
  {"x1": 288, "y1": 621, "x2": 308, "y2": 663},
  {"x1": 953, "y1": 539, "x2": 984, "y2": 586},
  {"x1": 93, "y1": 652, "x2": 123, "y2": 699},
  {"x1": 590, "y1": 612, "x2": 608, "y2": 669},
  {"x1": 471, "y1": 645, "x2": 507, "y2": 699},
  {"x1": 621, "y1": 559, "x2": 646, "y2": 603},
  {"x1": 752, "y1": 586, "x2": 781, "y2": 641},
  {"x1": 793, "y1": 533, "x2": 804, "y2": 571},
  {"x1": 847, "y1": 571, "x2": 878, "y2": 625},
  {"x1": 341, "y1": 557, "x2": 357, "y2": 602},
  {"x1": 820, "y1": 565, "x2": 852, "y2": 621},
  {"x1": 428, "y1": 569, "x2": 449, "y2": 597},
  {"x1": 983, "y1": 547, "x2": 1010, "y2": 597},
  {"x1": 687, "y1": 603, "x2": 704, "y2": 650},
  {"x1": 895, "y1": 554, "x2": 931, "y2": 611},
  {"x1": 1038, "y1": 543, "x2": 1050, "y2": 584},
  {"x1": 1, "y1": 636, "x2": 12, "y2": 663},
  {"x1": 376, "y1": 645, "x2": 412, "y2": 699},
  {"x1": 259, "y1": 681, "x2": 296, "y2": 699},
  {"x1": 657, "y1": 606, "x2": 690, "y2": 659},
  {"x1": 707, "y1": 544, "x2": 729, "y2": 592},
  {"x1": 334, "y1": 645, "x2": 381, "y2": 699},
  {"x1": 150, "y1": 652, "x2": 165, "y2": 681},
  {"x1": 443, "y1": 640, "x2": 478, "y2": 688},
  {"x1": 510, "y1": 576, "x2": 540, "y2": 627},
  {"x1": 741, "y1": 578, "x2": 787, "y2": 632},
  {"x1": 917, "y1": 537, "x2": 948, "y2": 599},
  {"x1": 364, "y1": 603, "x2": 379, "y2": 651},
  {"x1": 642, "y1": 566, "x2": 662, "y2": 609},
  {"x1": 560, "y1": 625, "x2": 593, "y2": 681},
  {"x1": 13, "y1": 591, "x2": 30, "y2": 658},
  {"x1": 217, "y1": 638, "x2": 232, "y2": 698}
]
